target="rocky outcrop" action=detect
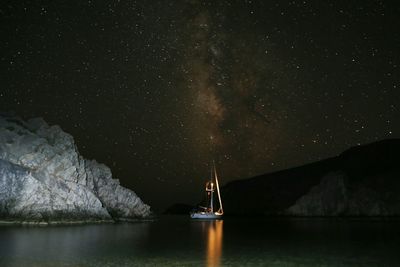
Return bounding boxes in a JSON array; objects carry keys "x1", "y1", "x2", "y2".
[
  {"x1": 222, "y1": 139, "x2": 400, "y2": 216},
  {"x1": 0, "y1": 114, "x2": 151, "y2": 222},
  {"x1": 285, "y1": 167, "x2": 400, "y2": 216},
  {"x1": 285, "y1": 172, "x2": 348, "y2": 216}
]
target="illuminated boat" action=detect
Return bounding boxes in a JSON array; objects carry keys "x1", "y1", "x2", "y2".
[{"x1": 190, "y1": 162, "x2": 223, "y2": 219}]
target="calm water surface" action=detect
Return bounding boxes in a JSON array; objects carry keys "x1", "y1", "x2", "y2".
[{"x1": 1, "y1": 216, "x2": 399, "y2": 266}]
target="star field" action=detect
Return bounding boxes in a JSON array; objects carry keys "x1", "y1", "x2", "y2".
[{"x1": 1, "y1": 1, "x2": 399, "y2": 211}]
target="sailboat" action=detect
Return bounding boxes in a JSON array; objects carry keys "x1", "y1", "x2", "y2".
[{"x1": 190, "y1": 162, "x2": 223, "y2": 219}]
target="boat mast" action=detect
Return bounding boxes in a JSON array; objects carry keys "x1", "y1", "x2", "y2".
[
  {"x1": 213, "y1": 161, "x2": 223, "y2": 214},
  {"x1": 208, "y1": 166, "x2": 214, "y2": 212},
  {"x1": 210, "y1": 184, "x2": 214, "y2": 212}
]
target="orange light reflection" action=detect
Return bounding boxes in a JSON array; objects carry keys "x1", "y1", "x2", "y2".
[{"x1": 206, "y1": 220, "x2": 223, "y2": 267}]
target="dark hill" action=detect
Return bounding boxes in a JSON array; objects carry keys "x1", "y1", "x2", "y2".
[{"x1": 221, "y1": 139, "x2": 400, "y2": 216}]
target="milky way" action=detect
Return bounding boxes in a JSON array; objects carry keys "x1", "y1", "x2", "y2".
[
  {"x1": 1, "y1": 1, "x2": 399, "y2": 210},
  {"x1": 180, "y1": 1, "x2": 314, "y2": 179}
]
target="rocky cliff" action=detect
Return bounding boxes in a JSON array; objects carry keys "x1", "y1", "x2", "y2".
[
  {"x1": 222, "y1": 139, "x2": 400, "y2": 216},
  {"x1": 0, "y1": 114, "x2": 151, "y2": 223}
]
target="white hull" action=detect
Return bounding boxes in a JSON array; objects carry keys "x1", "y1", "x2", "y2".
[{"x1": 191, "y1": 212, "x2": 223, "y2": 219}]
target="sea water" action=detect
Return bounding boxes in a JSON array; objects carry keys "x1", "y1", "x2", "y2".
[{"x1": 0, "y1": 216, "x2": 399, "y2": 266}]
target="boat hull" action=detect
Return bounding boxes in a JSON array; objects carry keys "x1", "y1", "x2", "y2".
[{"x1": 190, "y1": 212, "x2": 223, "y2": 219}]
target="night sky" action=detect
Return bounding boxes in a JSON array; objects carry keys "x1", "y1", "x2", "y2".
[{"x1": 1, "y1": 1, "x2": 399, "y2": 211}]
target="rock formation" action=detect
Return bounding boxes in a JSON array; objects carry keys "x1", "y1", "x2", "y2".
[
  {"x1": 222, "y1": 139, "x2": 400, "y2": 216},
  {"x1": 0, "y1": 114, "x2": 151, "y2": 223}
]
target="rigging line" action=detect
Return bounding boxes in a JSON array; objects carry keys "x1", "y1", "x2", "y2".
[{"x1": 214, "y1": 161, "x2": 223, "y2": 214}]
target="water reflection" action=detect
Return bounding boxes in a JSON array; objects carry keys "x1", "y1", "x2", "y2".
[
  {"x1": 1, "y1": 219, "x2": 399, "y2": 266},
  {"x1": 1, "y1": 223, "x2": 149, "y2": 263},
  {"x1": 202, "y1": 220, "x2": 223, "y2": 267}
]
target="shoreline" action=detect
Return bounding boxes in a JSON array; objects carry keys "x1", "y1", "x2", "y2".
[
  {"x1": 0, "y1": 219, "x2": 115, "y2": 226},
  {"x1": 0, "y1": 217, "x2": 157, "y2": 226}
]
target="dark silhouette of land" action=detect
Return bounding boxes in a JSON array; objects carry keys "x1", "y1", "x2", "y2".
[{"x1": 221, "y1": 139, "x2": 400, "y2": 216}]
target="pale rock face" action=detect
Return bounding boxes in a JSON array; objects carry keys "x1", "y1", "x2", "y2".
[
  {"x1": 285, "y1": 172, "x2": 348, "y2": 216},
  {"x1": 0, "y1": 115, "x2": 151, "y2": 222},
  {"x1": 285, "y1": 171, "x2": 400, "y2": 216},
  {"x1": 85, "y1": 160, "x2": 151, "y2": 219}
]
